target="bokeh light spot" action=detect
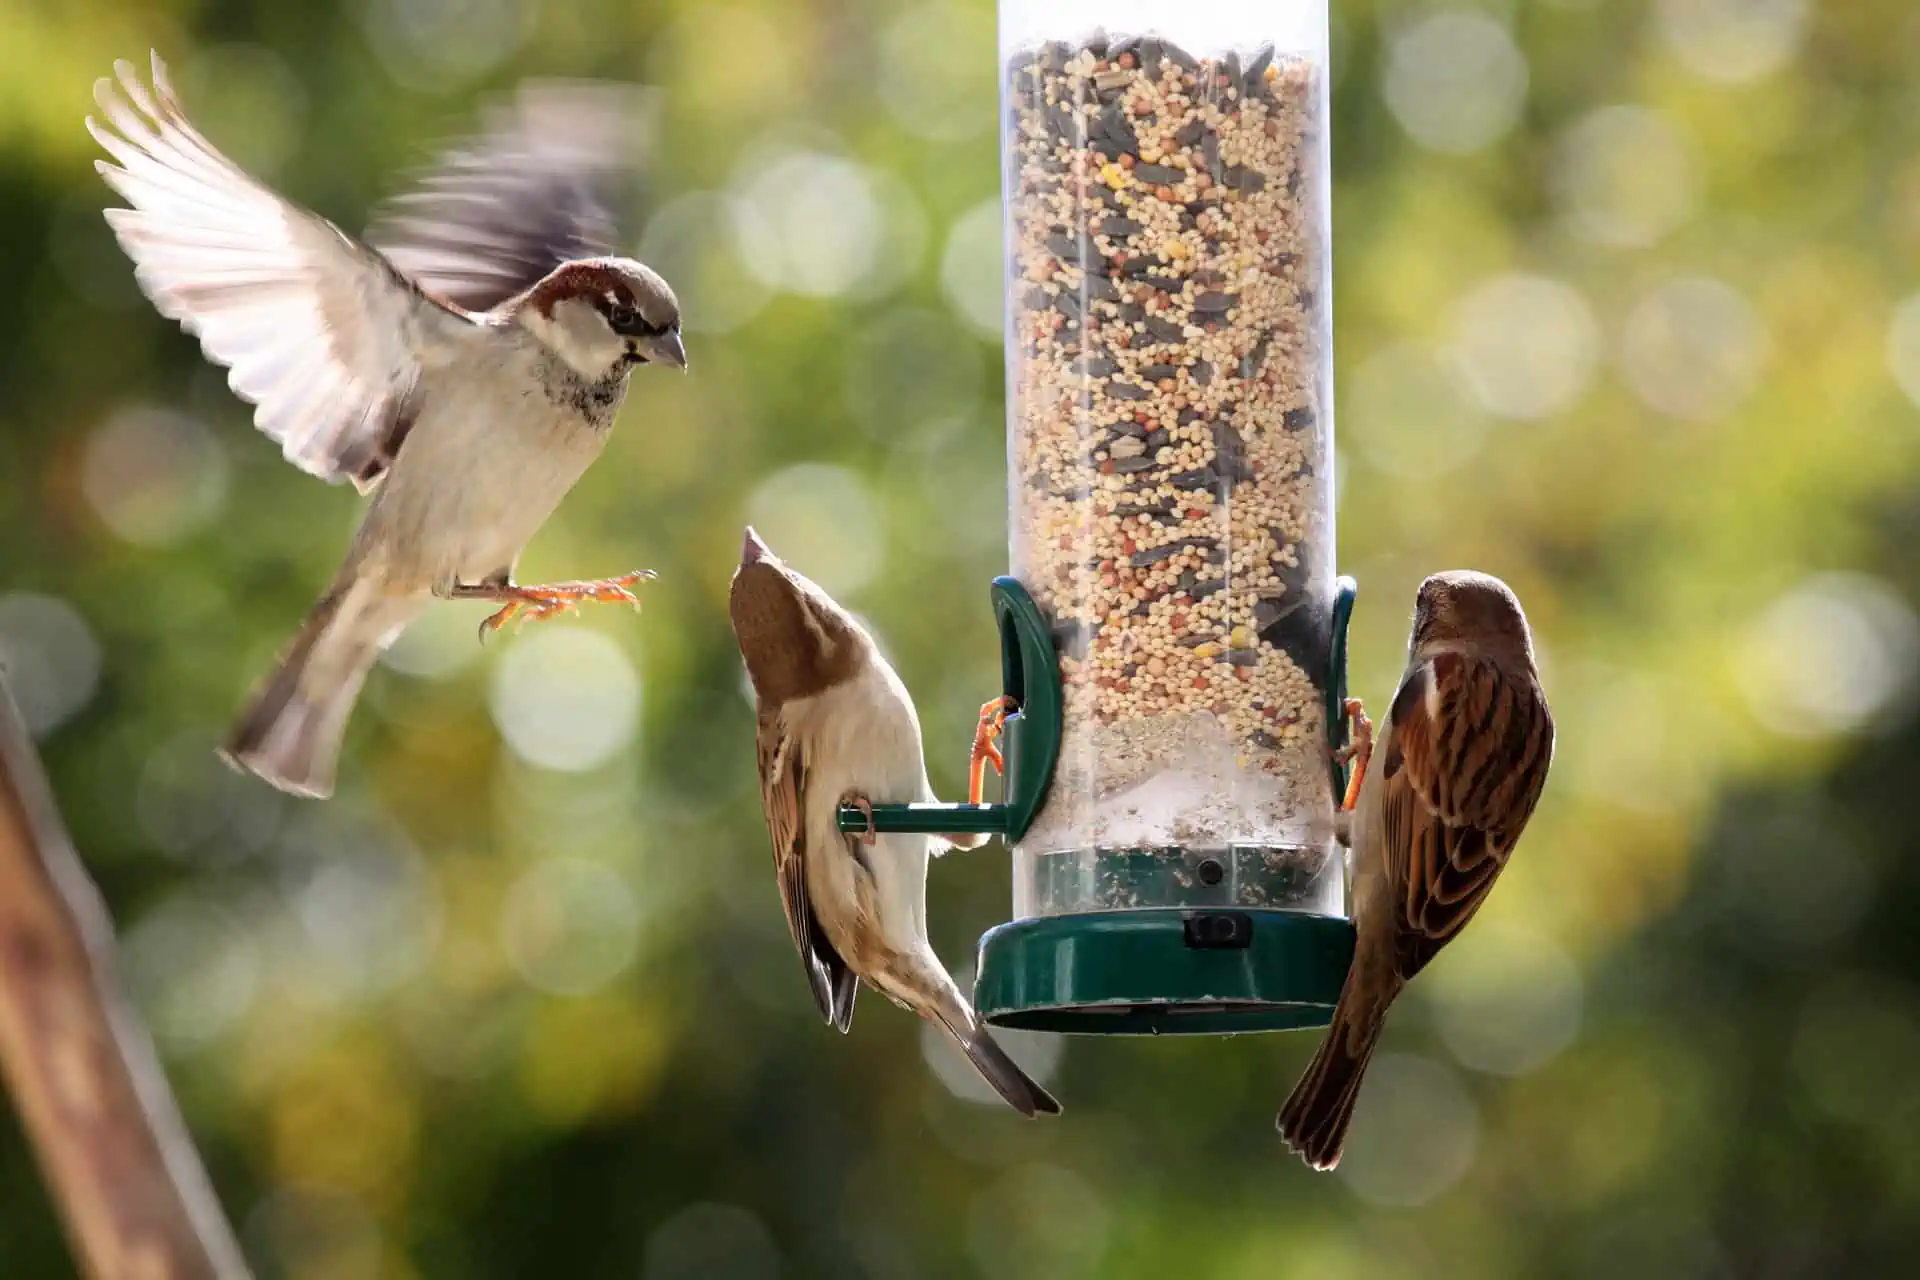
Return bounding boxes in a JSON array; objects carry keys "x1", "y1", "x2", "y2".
[
  {"x1": 743, "y1": 464, "x2": 884, "y2": 599},
  {"x1": 1553, "y1": 106, "x2": 1698, "y2": 248},
  {"x1": 1737, "y1": 573, "x2": 1919, "y2": 738},
  {"x1": 1619, "y1": 276, "x2": 1766, "y2": 421},
  {"x1": 381, "y1": 605, "x2": 485, "y2": 681},
  {"x1": 641, "y1": 192, "x2": 778, "y2": 335},
  {"x1": 1450, "y1": 274, "x2": 1600, "y2": 420},
  {"x1": 82, "y1": 405, "x2": 231, "y2": 547},
  {"x1": 489, "y1": 628, "x2": 641, "y2": 772},
  {"x1": 1883, "y1": 292, "x2": 1920, "y2": 411},
  {"x1": 0, "y1": 593, "x2": 102, "y2": 737},
  {"x1": 1383, "y1": 13, "x2": 1529, "y2": 155},
  {"x1": 178, "y1": 44, "x2": 308, "y2": 180},
  {"x1": 1655, "y1": 0, "x2": 1810, "y2": 84},
  {"x1": 878, "y1": 3, "x2": 995, "y2": 142},
  {"x1": 124, "y1": 892, "x2": 260, "y2": 1052},
  {"x1": 500, "y1": 857, "x2": 640, "y2": 996},
  {"x1": 941, "y1": 197, "x2": 1005, "y2": 341},
  {"x1": 1346, "y1": 343, "x2": 1490, "y2": 478},
  {"x1": 733, "y1": 149, "x2": 882, "y2": 298},
  {"x1": 1339, "y1": 1053, "x2": 1481, "y2": 1207},
  {"x1": 1427, "y1": 923, "x2": 1585, "y2": 1077},
  {"x1": 358, "y1": 0, "x2": 535, "y2": 91}
]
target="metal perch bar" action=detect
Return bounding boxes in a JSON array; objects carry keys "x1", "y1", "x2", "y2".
[
  {"x1": 0, "y1": 675, "x2": 249, "y2": 1280},
  {"x1": 835, "y1": 802, "x2": 1009, "y2": 836}
]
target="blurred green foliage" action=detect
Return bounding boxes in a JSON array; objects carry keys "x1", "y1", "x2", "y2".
[{"x1": 4, "y1": 0, "x2": 1920, "y2": 1276}]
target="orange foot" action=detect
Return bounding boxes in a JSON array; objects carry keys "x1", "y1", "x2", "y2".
[
  {"x1": 969, "y1": 696, "x2": 1018, "y2": 805},
  {"x1": 841, "y1": 791, "x2": 877, "y2": 846},
  {"x1": 1333, "y1": 696, "x2": 1373, "y2": 812},
  {"x1": 459, "y1": 570, "x2": 657, "y2": 640}
]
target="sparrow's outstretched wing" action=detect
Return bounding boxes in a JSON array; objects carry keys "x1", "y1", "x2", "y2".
[
  {"x1": 90, "y1": 53, "x2": 470, "y2": 492},
  {"x1": 365, "y1": 80, "x2": 655, "y2": 314}
]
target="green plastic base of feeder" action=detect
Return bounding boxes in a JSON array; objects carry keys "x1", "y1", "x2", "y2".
[{"x1": 973, "y1": 908, "x2": 1356, "y2": 1036}]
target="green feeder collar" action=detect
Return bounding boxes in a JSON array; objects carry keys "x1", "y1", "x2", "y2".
[{"x1": 838, "y1": 577, "x2": 1361, "y2": 1038}]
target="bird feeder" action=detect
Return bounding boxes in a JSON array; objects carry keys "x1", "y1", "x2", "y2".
[{"x1": 839, "y1": 0, "x2": 1355, "y2": 1035}]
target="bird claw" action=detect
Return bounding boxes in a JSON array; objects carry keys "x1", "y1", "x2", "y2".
[
  {"x1": 968, "y1": 696, "x2": 1018, "y2": 805},
  {"x1": 476, "y1": 569, "x2": 658, "y2": 641},
  {"x1": 841, "y1": 792, "x2": 877, "y2": 846},
  {"x1": 1335, "y1": 697, "x2": 1373, "y2": 813}
]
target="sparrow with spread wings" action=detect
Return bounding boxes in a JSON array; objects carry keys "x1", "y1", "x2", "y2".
[
  {"x1": 90, "y1": 53, "x2": 686, "y2": 799},
  {"x1": 1279, "y1": 570, "x2": 1555, "y2": 1170}
]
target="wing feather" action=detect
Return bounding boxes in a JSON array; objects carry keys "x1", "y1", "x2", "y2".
[
  {"x1": 755, "y1": 713, "x2": 859, "y2": 1033},
  {"x1": 1380, "y1": 651, "x2": 1553, "y2": 978},
  {"x1": 91, "y1": 52, "x2": 466, "y2": 491},
  {"x1": 364, "y1": 81, "x2": 655, "y2": 313}
]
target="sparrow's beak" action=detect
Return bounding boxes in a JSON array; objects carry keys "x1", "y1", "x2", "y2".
[
  {"x1": 636, "y1": 329, "x2": 687, "y2": 371},
  {"x1": 741, "y1": 526, "x2": 773, "y2": 567}
]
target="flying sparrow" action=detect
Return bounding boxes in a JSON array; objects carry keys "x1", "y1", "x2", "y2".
[
  {"x1": 89, "y1": 53, "x2": 686, "y2": 799},
  {"x1": 1278, "y1": 570, "x2": 1554, "y2": 1170},
  {"x1": 729, "y1": 528, "x2": 1062, "y2": 1118}
]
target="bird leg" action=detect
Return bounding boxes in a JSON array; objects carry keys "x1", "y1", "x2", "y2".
[
  {"x1": 968, "y1": 697, "x2": 1018, "y2": 806},
  {"x1": 448, "y1": 569, "x2": 657, "y2": 639},
  {"x1": 841, "y1": 791, "x2": 877, "y2": 846},
  {"x1": 1334, "y1": 697, "x2": 1373, "y2": 813}
]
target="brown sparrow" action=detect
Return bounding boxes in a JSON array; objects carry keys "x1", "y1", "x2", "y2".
[
  {"x1": 729, "y1": 528, "x2": 1061, "y2": 1118},
  {"x1": 90, "y1": 53, "x2": 686, "y2": 799},
  {"x1": 1278, "y1": 570, "x2": 1554, "y2": 1170}
]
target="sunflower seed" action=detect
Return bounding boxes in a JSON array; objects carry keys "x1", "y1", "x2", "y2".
[{"x1": 1144, "y1": 316, "x2": 1185, "y2": 344}]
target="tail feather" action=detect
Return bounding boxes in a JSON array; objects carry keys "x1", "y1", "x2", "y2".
[
  {"x1": 829, "y1": 966, "x2": 858, "y2": 1035},
  {"x1": 956, "y1": 1024, "x2": 1062, "y2": 1118},
  {"x1": 220, "y1": 581, "x2": 415, "y2": 799},
  {"x1": 926, "y1": 985, "x2": 1061, "y2": 1118},
  {"x1": 1278, "y1": 973, "x2": 1400, "y2": 1170}
]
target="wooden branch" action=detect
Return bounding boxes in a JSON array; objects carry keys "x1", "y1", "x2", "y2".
[{"x1": 0, "y1": 675, "x2": 249, "y2": 1279}]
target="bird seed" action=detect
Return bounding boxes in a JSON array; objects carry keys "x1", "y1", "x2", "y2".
[{"x1": 1004, "y1": 33, "x2": 1339, "y2": 895}]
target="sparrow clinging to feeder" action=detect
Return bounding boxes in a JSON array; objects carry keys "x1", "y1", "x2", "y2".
[
  {"x1": 730, "y1": 527, "x2": 1062, "y2": 1119},
  {"x1": 89, "y1": 54, "x2": 685, "y2": 799},
  {"x1": 1279, "y1": 571, "x2": 1554, "y2": 1170}
]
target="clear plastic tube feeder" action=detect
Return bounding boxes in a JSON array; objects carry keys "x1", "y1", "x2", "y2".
[{"x1": 838, "y1": 0, "x2": 1357, "y2": 1035}]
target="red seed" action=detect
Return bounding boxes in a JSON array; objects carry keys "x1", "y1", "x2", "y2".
[
  {"x1": 1193, "y1": 676, "x2": 1209, "y2": 690},
  {"x1": 1170, "y1": 612, "x2": 1188, "y2": 631}
]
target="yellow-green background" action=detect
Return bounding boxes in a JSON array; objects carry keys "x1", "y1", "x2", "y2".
[{"x1": 3, "y1": 0, "x2": 1917, "y2": 1275}]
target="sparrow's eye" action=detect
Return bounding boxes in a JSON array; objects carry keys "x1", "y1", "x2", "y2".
[{"x1": 606, "y1": 303, "x2": 638, "y2": 332}]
